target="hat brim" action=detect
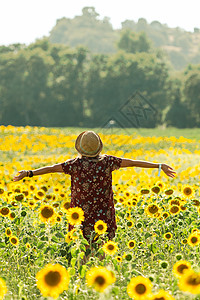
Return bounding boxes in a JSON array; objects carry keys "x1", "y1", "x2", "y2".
[{"x1": 75, "y1": 131, "x2": 103, "y2": 157}]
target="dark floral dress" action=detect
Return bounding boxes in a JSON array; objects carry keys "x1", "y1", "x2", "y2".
[{"x1": 61, "y1": 155, "x2": 122, "y2": 241}]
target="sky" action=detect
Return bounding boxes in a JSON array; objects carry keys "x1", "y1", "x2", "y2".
[{"x1": 0, "y1": 0, "x2": 200, "y2": 46}]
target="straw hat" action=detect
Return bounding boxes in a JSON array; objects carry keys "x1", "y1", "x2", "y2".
[{"x1": 75, "y1": 131, "x2": 103, "y2": 157}]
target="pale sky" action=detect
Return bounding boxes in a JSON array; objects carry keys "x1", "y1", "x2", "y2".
[{"x1": 0, "y1": 0, "x2": 200, "y2": 46}]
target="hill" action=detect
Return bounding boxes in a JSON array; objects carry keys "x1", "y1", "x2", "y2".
[{"x1": 49, "y1": 7, "x2": 200, "y2": 70}]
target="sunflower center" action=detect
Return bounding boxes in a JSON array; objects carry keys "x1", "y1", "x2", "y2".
[
  {"x1": 187, "y1": 274, "x2": 200, "y2": 286},
  {"x1": 165, "y1": 234, "x2": 171, "y2": 239},
  {"x1": 165, "y1": 189, "x2": 173, "y2": 195},
  {"x1": 72, "y1": 212, "x2": 79, "y2": 220},
  {"x1": 154, "y1": 297, "x2": 165, "y2": 300},
  {"x1": 107, "y1": 244, "x2": 114, "y2": 251},
  {"x1": 95, "y1": 275, "x2": 106, "y2": 286},
  {"x1": 148, "y1": 205, "x2": 158, "y2": 214},
  {"x1": 64, "y1": 202, "x2": 70, "y2": 210},
  {"x1": 45, "y1": 271, "x2": 61, "y2": 287},
  {"x1": 191, "y1": 237, "x2": 198, "y2": 244},
  {"x1": 135, "y1": 283, "x2": 146, "y2": 294},
  {"x1": 184, "y1": 188, "x2": 192, "y2": 195},
  {"x1": 41, "y1": 207, "x2": 54, "y2": 218},
  {"x1": 11, "y1": 238, "x2": 17, "y2": 244},
  {"x1": 129, "y1": 242, "x2": 135, "y2": 247},
  {"x1": 170, "y1": 206, "x2": 179, "y2": 213},
  {"x1": 152, "y1": 186, "x2": 160, "y2": 194},
  {"x1": 177, "y1": 264, "x2": 189, "y2": 274},
  {"x1": 15, "y1": 194, "x2": 24, "y2": 201},
  {"x1": 97, "y1": 224, "x2": 104, "y2": 230},
  {"x1": 1, "y1": 207, "x2": 10, "y2": 215}
]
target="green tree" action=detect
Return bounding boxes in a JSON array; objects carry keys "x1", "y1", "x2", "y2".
[
  {"x1": 117, "y1": 29, "x2": 151, "y2": 53},
  {"x1": 183, "y1": 66, "x2": 200, "y2": 126}
]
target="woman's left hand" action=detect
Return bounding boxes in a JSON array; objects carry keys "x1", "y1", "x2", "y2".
[
  {"x1": 161, "y1": 164, "x2": 176, "y2": 178},
  {"x1": 13, "y1": 170, "x2": 27, "y2": 182}
]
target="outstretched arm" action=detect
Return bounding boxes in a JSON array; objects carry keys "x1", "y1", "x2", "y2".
[
  {"x1": 13, "y1": 163, "x2": 64, "y2": 182},
  {"x1": 120, "y1": 159, "x2": 176, "y2": 178}
]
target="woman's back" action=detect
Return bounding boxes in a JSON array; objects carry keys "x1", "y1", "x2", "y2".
[{"x1": 61, "y1": 155, "x2": 122, "y2": 240}]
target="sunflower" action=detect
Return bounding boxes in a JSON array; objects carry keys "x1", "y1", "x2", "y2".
[
  {"x1": 0, "y1": 277, "x2": 7, "y2": 299},
  {"x1": 14, "y1": 193, "x2": 24, "y2": 202},
  {"x1": 36, "y1": 189, "x2": 46, "y2": 199},
  {"x1": 178, "y1": 270, "x2": 200, "y2": 294},
  {"x1": 127, "y1": 276, "x2": 152, "y2": 300},
  {"x1": 146, "y1": 204, "x2": 159, "y2": 218},
  {"x1": 5, "y1": 228, "x2": 12, "y2": 237},
  {"x1": 124, "y1": 253, "x2": 132, "y2": 261},
  {"x1": 164, "y1": 232, "x2": 172, "y2": 240},
  {"x1": 127, "y1": 220, "x2": 134, "y2": 228},
  {"x1": 9, "y1": 236, "x2": 19, "y2": 246},
  {"x1": 169, "y1": 205, "x2": 180, "y2": 215},
  {"x1": 66, "y1": 207, "x2": 84, "y2": 226},
  {"x1": 140, "y1": 188, "x2": 150, "y2": 195},
  {"x1": 0, "y1": 186, "x2": 5, "y2": 195},
  {"x1": 36, "y1": 263, "x2": 70, "y2": 299},
  {"x1": 61, "y1": 201, "x2": 71, "y2": 212},
  {"x1": 102, "y1": 241, "x2": 118, "y2": 256},
  {"x1": 86, "y1": 266, "x2": 115, "y2": 292},
  {"x1": 182, "y1": 185, "x2": 194, "y2": 198},
  {"x1": 169, "y1": 199, "x2": 180, "y2": 206},
  {"x1": 116, "y1": 256, "x2": 122, "y2": 262},
  {"x1": 149, "y1": 289, "x2": 175, "y2": 300},
  {"x1": 164, "y1": 188, "x2": 174, "y2": 196},
  {"x1": 65, "y1": 229, "x2": 80, "y2": 243},
  {"x1": 56, "y1": 215, "x2": 62, "y2": 223},
  {"x1": 187, "y1": 233, "x2": 200, "y2": 247},
  {"x1": 173, "y1": 260, "x2": 191, "y2": 279},
  {"x1": 128, "y1": 240, "x2": 136, "y2": 249},
  {"x1": 39, "y1": 205, "x2": 55, "y2": 224},
  {"x1": 0, "y1": 207, "x2": 10, "y2": 217},
  {"x1": 160, "y1": 261, "x2": 169, "y2": 269},
  {"x1": 181, "y1": 239, "x2": 188, "y2": 245},
  {"x1": 151, "y1": 186, "x2": 160, "y2": 194},
  {"x1": 26, "y1": 243, "x2": 31, "y2": 249},
  {"x1": 9, "y1": 212, "x2": 16, "y2": 220},
  {"x1": 28, "y1": 200, "x2": 37, "y2": 209},
  {"x1": 180, "y1": 205, "x2": 187, "y2": 211},
  {"x1": 94, "y1": 220, "x2": 107, "y2": 235},
  {"x1": 162, "y1": 212, "x2": 169, "y2": 219},
  {"x1": 192, "y1": 199, "x2": 200, "y2": 206}
]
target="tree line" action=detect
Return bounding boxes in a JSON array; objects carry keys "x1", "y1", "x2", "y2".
[
  {"x1": 49, "y1": 7, "x2": 200, "y2": 70},
  {"x1": 0, "y1": 38, "x2": 200, "y2": 128}
]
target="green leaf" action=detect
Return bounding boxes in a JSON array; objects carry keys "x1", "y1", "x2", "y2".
[
  {"x1": 80, "y1": 264, "x2": 87, "y2": 278},
  {"x1": 80, "y1": 244, "x2": 86, "y2": 252},
  {"x1": 37, "y1": 242, "x2": 45, "y2": 249},
  {"x1": 0, "y1": 242, "x2": 5, "y2": 248},
  {"x1": 51, "y1": 236, "x2": 59, "y2": 243},
  {"x1": 55, "y1": 232, "x2": 65, "y2": 239},
  {"x1": 82, "y1": 239, "x2": 89, "y2": 245},
  {"x1": 79, "y1": 252, "x2": 85, "y2": 259},
  {"x1": 145, "y1": 232, "x2": 151, "y2": 239},
  {"x1": 71, "y1": 257, "x2": 76, "y2": 267}
]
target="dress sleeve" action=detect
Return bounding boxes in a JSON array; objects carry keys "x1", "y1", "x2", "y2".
[
  {"x1": 107, "y1": 155, "x2": 122, "y2": 171},
  {"x1": 61, "y1": 158, "x2": 77, "y2": 175}
]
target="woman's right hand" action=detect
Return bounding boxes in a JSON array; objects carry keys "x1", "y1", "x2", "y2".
[{"x1": 13, "y1": 170, "x2": 27, "y2": 182}]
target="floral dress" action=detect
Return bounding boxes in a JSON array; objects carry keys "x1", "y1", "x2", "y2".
[{"x1": 61, "y1": 155, "x2": 122, "y2": 241}]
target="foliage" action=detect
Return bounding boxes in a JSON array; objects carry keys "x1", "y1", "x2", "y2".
[{"x1": 49, "y1": 7, "x2": 200, "y2": 70}]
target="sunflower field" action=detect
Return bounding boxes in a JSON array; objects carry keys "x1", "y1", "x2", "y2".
[{"x1": 1, "y1": 125, "x2": 200, "y2": 300}]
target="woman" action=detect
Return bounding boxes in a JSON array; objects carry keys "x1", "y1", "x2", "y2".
[{"x1": 13, "y1": 131, "x2": 176, "y2": 241}]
